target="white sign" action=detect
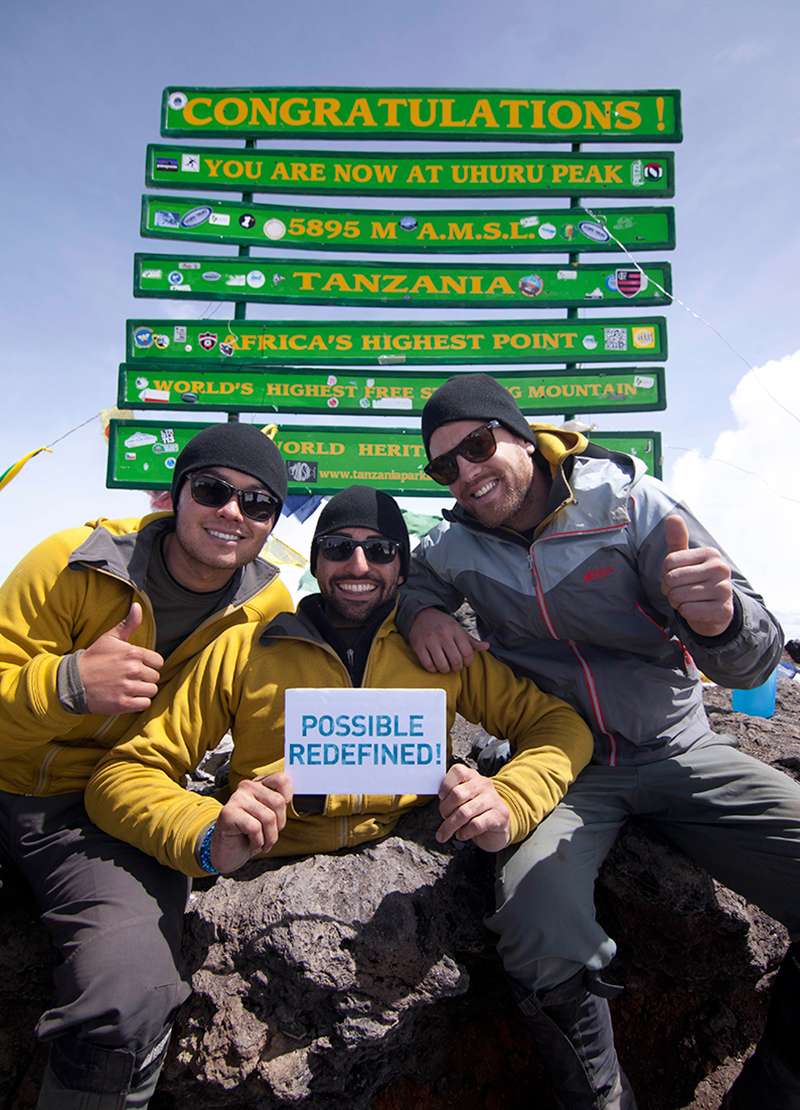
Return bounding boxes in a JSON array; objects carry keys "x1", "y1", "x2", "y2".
[{"x1": 284, "y1": 687, "x2": 447, "y2": 795}]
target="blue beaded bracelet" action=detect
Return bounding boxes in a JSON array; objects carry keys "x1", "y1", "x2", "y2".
[{"x1": 198, "y1": 824, "x2": 219, "y2": 875}]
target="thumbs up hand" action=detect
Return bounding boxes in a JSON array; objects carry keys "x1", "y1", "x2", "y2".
[
  {"x1": 660, "y1": 515, "x2": 734, "y2": 637},
  {"x1": 78, "y1": 603, "x2": 164, "y2": 715}
]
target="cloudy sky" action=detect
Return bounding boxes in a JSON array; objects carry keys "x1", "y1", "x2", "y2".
[{"x1": 2, "y1": 0, "x2": 799, "y2": 632}]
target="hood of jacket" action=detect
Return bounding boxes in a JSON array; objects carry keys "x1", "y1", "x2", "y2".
[{"x1": 68, "y1": 512, "x2": 280, "y2": 606}]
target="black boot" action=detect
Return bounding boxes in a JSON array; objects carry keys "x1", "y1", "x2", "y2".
[
  {"x1": 723, "y1": 942, "x2": 800, "y2": 1110},
  {"x1": 469, "y1": 728, "x2": 512, "y2": 776},
  {"x1": 37, "y1": 1023, "x2": 172, "y2": 1110},
  {"x1": 512, "y1": 969, "x2": 638, "y2": 1110}
]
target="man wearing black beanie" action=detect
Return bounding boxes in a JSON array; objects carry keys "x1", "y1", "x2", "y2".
[
  {"x1": 396, "y1": 373, "x2": 795, "y2": 1110},
  {"x1": 310, "y1": 484, "x2": 411, "y2": 579},
  {"x1": 301, "y1": 485, "x2": 410, "y2": 680},
  {"x1": 421, "y1": 371, "x2": 537, "y2": 454},
  {"x1": 170, "y1": 420, "x2": 288, "y2": 517},
  {"x1": 0, "y1": 421, "x2": 291, "y2": 1109}
]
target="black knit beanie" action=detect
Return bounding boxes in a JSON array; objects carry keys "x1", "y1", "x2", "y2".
[
  {"x1": 421, "y1": 373, "x2": 536, "y2": 458},
  {"x1": 171, "y1": 423, "x2": 288, "y2": 516},
  {"x1": 311, "y1": 485, "x2": 409, "y2": 578}
]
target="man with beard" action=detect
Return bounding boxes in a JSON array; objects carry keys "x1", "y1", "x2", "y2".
[
  {"x1": 0, "y1": 422, "x2": 290, "y2": 1109},
  {"x1": 394, "y1": 372, "x2": 797, "y2": 1110},
  {"x1": 86, "y1": 485, "x2": 591, "y2": 892}
]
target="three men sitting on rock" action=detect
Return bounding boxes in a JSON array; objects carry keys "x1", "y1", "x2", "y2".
[
  {"x1": 86, "y1": 484, "x2": 591, "y2": 877},
  {"x1": 9, "y1": 390, "x2": 797, "y2": 1110}
]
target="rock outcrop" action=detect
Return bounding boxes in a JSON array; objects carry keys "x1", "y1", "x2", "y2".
[{"x1": 1, "y1": 679, "x2": 798, "y2": 1110}]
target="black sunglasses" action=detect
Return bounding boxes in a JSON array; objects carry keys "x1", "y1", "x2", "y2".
[
  {"x1": 317, "y1": 535, "x2": 401, "y2": 564},
  {"x1": 424, "y1": 420, "x2": 501, "y2": 485},
  {"x1": 188, "y1": 473, "x2": 279, "y2": 522}
]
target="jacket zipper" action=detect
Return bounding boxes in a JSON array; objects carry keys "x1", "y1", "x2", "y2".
[
  {"x1": 274, "y1": 619, "x2": 394, "y2": 847},
  {"x1": 527, "y1": 524, "x2": 628, "y2": 766}
]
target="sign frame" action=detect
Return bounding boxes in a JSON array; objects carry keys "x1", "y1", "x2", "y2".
[
  {"x1": 126, "y1": 317, "x2": 669, "y2": 367},
  {"x1": 146, "y1": 145, "x2": 676, "y2": 198},
  {"x1": 118, "y1": 365, "x2": 668, "y2": 417},
  {"x1": 134, "y1": 253, "x2": 673, "y2": 310},
  {"x1": 107, "y1": 419, "x2": 663, "y2": 490},
  {"x1": 161, "y1": 87, "x2": 682, "y2": 142},
  {"x1": 140, "y1": 195, "x2": 676, "y2": 254}
]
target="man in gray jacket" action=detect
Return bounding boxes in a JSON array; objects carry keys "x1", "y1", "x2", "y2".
[{"x1": 398, "y1": 373, "x2": 798, "y2": 1110}]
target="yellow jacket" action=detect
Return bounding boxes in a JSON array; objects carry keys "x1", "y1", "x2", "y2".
[
  {"x1": 86, "y1": 600, "x2": 593, "y2": 876},
  {"x1": 0, "y1": 513, "x2": 291, "y2": 795}
]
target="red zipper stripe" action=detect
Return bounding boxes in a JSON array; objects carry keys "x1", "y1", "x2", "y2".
[{"x1": 528, "y1": 536, "x2": 622, "y2": 765}]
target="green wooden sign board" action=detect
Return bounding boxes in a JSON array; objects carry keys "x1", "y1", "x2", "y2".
[
  {"x1": 161, "y1": 88, "x2": 681, "y2": 142},
  {"x1": 141, "y1": 196, "x2": 675, "y2": 255},
  {"x1": 127, "y1": 317, "x2": 668, "y2": 366},
  {"x1": 107, "y1": 419, "x2": 662, "y2": 492},
  {"x1": 146, "y1": 145, "x2": 675, "y2": 198},
  {"x1": 119, "y1": 366, "x2": 666, "y2": 416},
  {"x1": 134, "y1": 253, "x2": 672, "y2": 310}
]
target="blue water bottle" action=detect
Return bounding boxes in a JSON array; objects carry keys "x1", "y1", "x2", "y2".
[{"x1": 731, "y1": 669, "x2": 778, "y2": 719}]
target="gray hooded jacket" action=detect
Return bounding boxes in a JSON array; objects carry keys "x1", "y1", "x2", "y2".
[{"x1": 398, "y1": 443, "x2": 782, "y2": 766}]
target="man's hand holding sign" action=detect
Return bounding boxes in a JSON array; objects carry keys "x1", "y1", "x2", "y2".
[
  {"x1": 437, "y1": 764, "x2": 511, "y2": 850},
  {"x1": 211, "y1": 773, "x2": 292, "y2": 873}
]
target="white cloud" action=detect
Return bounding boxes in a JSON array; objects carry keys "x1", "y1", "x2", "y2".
[
  {"x1": 714, "y1": 41, "x2": 767, "y2": 63},
  {"x1": 670, "y1": 350, "x2": 800, "y2": 635}
]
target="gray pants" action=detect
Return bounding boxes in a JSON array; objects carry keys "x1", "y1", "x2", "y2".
[
  {"x1": 489, "y1": 737, "x2": 800, "y2": 993},
  {"x1": 0, "y1": 791, "x2": 190, "y2": 1052}
]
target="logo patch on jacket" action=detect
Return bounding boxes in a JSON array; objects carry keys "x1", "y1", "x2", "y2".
[{"x1": 584, "y1": 566, "x2": 614, "y2": 582}]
